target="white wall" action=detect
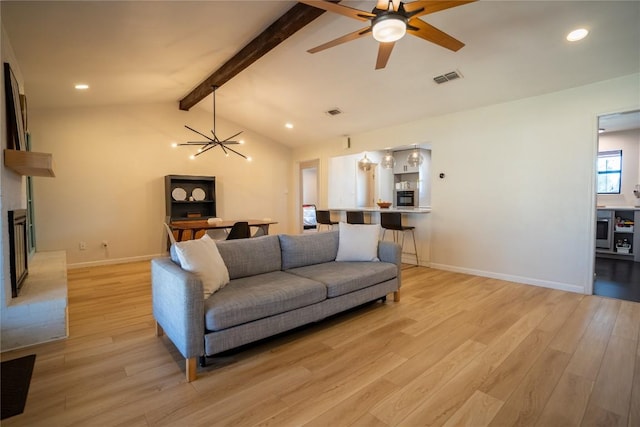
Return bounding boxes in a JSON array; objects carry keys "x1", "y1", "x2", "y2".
[
  {"x1": 597, "y1": 128, "x2": 640, "y2": 206},
  {"x1": 29, "y1": 103, "x2": 292, "y2": 266},
  {"x1": 418, "y1": 149, "x2": 431, "y2": 208},
  {"x1": 292, "y1": 73, "x2": 640, "y2": 294},
  {"x1": 301, "y1": 167, "x2": 317, "y2": 205},
  {"x1": 1, "y1": 23, "x2": 28, "y2": 308}
]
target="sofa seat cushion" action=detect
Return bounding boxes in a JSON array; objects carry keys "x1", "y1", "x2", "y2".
[
  {"x1": 204, "y1": 271, "x2": 326, "y2": 331},
  {"x1": 286, "y1": 261, "x2": 397, "y2": 298}
]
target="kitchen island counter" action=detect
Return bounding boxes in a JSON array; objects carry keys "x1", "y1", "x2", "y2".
[
  {"x1": 330, "y1": 207, "x2": 431, "y2": 214},
  {"x1": 597, "y1": 206, "x2": 640, "y2": 211},
  {"x1": 328, "y1": 207, "x2": 431, "y2": 265}
]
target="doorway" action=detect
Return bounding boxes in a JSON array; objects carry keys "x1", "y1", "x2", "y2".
[
  {"x1": 300, "y1": 159, "x2": 319, "y2": 233},
  {"x1": 356, "y1": 163, "x2": 377, "y2": 208},
  {"x1": 593, "y1": 109, "x2": 640, "y2": 302}
]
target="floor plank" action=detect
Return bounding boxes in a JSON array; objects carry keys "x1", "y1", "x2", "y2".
[{"x1": 1, "y1": 261, "x2": 638, "y2": 426}]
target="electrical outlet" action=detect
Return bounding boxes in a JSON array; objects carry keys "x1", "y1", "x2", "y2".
[{"x1": 79, "y1": 241, "x2": 87, "y2": 250}]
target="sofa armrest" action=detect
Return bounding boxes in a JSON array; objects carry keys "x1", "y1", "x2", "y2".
[
  {"x1": 378, "y1": 241, "x2": 402, "y2": 289},
  {"x1": 151, "y1": 258, "x2": 204, "y2": 359}
]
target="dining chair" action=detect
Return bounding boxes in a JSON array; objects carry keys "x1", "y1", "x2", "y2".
[
  {"x1": 226, "y1": 221, "x2": 251, "y2": 240},
  {"x1": 163, "y1": 223, "x2": 177, "y2": 245},
  {"x1": 346, "y1": 211, "x2": 366, "y2": 224},
  {"x1": 380, "y1": 212, "x2": 418, "y2": 265},
  {"x1": 315, "y1": 209, "x2": 338, "y2": 231},
  {"x1": 252, "y1": 218, "x2": 272, "y2": 237}
]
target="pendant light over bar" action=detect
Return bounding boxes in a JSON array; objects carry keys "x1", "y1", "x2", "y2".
[{"x1": 407, "y1": 145, "x2": 423, "y2": 167}]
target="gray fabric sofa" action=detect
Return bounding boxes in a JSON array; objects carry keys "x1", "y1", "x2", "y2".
[{"x1": 151, "y1": 230, "x2": 401, "y2": 381}]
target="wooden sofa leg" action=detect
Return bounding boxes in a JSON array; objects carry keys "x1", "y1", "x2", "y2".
[
  {"x1": 155, "y1": 321, "x2": 164, "y2": 337},
  {"x1": 394, "y1": 290, "x2": 401, "y2": 302},
  {"x1": 186, "y1": 357, "x2": 197, "y2": 382}
]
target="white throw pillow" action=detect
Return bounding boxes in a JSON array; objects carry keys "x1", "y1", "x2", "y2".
[
  {"x1": 335, "y1": 222, "x2": 381, "y2": 262},
  {"x1": 174, "y1": 234, "x2": 230, "y2": 297}
]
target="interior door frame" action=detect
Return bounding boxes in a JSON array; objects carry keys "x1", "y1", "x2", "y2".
[
  {"x1": 591, "y1": 108, "x2": 640, "y2": 295},
  {"x1": 299, "y1": 159, "x2": 320, "y2": 233}
]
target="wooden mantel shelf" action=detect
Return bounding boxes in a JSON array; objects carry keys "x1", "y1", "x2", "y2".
[{"x1": 4, "y1": 149, "x2": 55, "y2": 177}]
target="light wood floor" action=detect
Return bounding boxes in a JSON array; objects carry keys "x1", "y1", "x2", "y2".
[{"x1": 2, "y1": 262, "x2": 639, "y2": 426}]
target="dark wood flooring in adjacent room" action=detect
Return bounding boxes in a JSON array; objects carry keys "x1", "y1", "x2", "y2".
[{"x1": 594, "y1": 257, "x2": 640, "y2": 302}]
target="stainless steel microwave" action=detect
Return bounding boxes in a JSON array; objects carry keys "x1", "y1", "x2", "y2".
[{"x1": 596, "y1": 210, "x2": 613, "y2": 249}]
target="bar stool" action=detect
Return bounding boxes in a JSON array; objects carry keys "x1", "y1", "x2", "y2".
[
  {"x1": 380, "y1": 212, "x2": 418, "y2": 265},
  {"x1": 316, "y1": 209, "x2": 338, "y2": 231},
  {"x1": 346, "y1": 211, "x2": 366, "y2": 224}
]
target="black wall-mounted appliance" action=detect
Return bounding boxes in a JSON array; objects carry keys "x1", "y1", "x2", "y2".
[{"x1": 396, "y1": 190, "x2": 416, "y2": 207}]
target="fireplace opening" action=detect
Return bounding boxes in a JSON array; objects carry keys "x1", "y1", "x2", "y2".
[{"x1": 9, "y1": 209, "x2": 28, "y2": 297}]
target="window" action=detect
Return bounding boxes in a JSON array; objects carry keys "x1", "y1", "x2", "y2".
[{"x1": 597, "y1": 150, "x2": 622, "y2": 194}]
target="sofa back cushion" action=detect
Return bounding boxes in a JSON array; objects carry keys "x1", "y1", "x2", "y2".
[
  {"x1": 279, "y1": 231, "x2": 339, "y2": 270},
  {"x1": 215, "y1": 235, "x2": 282, "y2": 279},
  {"x1": 173, "y1": 234, "x2": 230, "y2": 297}
]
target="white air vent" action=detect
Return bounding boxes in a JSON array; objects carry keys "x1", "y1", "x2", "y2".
[
  {"x1": 325, "y1": 108, "x2": 342, "y2": 116},
  {"x1": 433, "y1": 70, "x2": 463, "y2": 84}
]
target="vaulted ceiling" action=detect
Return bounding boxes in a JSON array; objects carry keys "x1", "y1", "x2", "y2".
[{"x1": 2, "y1": 1, "x2": 639, "y2": 147}]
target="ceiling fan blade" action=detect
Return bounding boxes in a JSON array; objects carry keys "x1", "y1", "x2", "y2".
[
  {"x1": 375, "y1": 42, "x2": 395, "y2": 70},
  {"x1": 298, "y1": 1, "x2": 374, "y2": 21},
  {"x1": 403, "y1": 0, "x2": 477, "y2": 18},
  {"x1": 407, "y1": 18, "x2": 465, "y2": 51},
  {"x1": 308, "y1": 26, "x2": 372, "y2": 54},
  {"x1": 375, "y1": 0, "x2": 401, "y2": 11}
]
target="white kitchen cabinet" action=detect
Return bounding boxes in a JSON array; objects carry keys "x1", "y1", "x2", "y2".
[
  {"x1": 393, "y1": 150, "x2": 420, "y2": 174},
  {"x1": 596, "y1": 208, "x2": 640, "y2": 262}
]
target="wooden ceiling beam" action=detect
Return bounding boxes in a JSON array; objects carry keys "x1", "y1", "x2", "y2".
[{"x1": 179, "y1": 2, "x2": 338, "y2": 111}]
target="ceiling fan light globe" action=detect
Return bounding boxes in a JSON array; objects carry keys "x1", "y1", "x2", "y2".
[{"x1": 372, "y1": 15, "x2": 407, "y2": 43}]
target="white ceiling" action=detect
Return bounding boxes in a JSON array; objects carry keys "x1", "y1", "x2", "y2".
[
  {"x1": 2, "y1": 1, "x2": 639, "y2": 147},
  {"x1": 599, "y1": 110, "x2": 640, "y2": 134}
]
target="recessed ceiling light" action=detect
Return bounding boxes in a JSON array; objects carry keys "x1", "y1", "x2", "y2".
[
  {"x1": 567, "y1": 28, "x2": 588, "y2": 42},
  {"x1": 285, "y1": 123, "x2": 294, "y2": 129},
  {"x1": 74, "y1": 84, "x2": 89, "y2": 90}
]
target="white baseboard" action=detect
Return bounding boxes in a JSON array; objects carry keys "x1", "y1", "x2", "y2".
[{"x1": 428, "y1": 263, "x2": 587, "y2": 295}]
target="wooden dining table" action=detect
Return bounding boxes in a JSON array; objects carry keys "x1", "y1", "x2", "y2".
[{"x1": 169, "y1": 219, "x2": 277, "y2": 241}]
